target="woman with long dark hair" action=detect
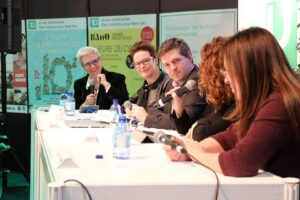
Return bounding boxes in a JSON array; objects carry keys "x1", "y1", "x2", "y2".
[{"x1": 164, "y1": 27, "x2": 300, "y2": 179}]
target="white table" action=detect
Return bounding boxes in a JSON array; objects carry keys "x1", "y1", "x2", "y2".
[{"x1": 30, "y1": 107, "x2": 299, "y2": 200}]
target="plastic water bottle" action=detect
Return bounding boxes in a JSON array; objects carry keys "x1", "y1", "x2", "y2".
[
  {"x1": 59, "y1": 93, "x2": 68, "y2": 108},
  {"x1": 65, "y1": 93, "x2": 75, "y2": 116},
  {"x1": 110, "y1": 98, "x2": 120, "y2": 154},
  {"x1": 110, "y1": 99, "x2": 120, "y2": 123},
  {"x1": 112, "y1": 115, "x2": 131, "y2": 159}
]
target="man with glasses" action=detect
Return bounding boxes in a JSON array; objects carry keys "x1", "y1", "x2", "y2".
[
  {"x1": 74, "y1": 46, "x2": 129, "y2": 109},
  {"x1": 127, "y1": 41, "x2": 172, "y2": 136}
]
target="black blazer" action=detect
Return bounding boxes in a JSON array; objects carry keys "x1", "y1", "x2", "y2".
[
  {"x1": 173, "y1": 102, "x2": 234, "y2": 140},
  {"x1": 144, "y1": 65, "x2": 207, "y2": 130},
  {"x1": 74, "y1": 69, "x2": 129, "y2": 109}
]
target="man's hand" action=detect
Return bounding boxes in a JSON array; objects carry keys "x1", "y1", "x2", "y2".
[
  {"x1": 97, "y1": 73, "x2": 111, "y2": 91},
  {"x1": 165, "y1": 87, "x2": 186, "y2": 118},
  {"x1": 84, "y1": 93, "x2": 97, "y2": 105},
  {"x1": 131, "y1": 105, "x2": 148, "y2": 124}
]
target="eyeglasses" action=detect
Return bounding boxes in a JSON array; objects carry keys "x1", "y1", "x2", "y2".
[
  {"x1": 82, "y1": 57, "x2": 100, "y2": 68},
  {"x1": 134, "y1": 57, "x2": 153, "y2": 69}
]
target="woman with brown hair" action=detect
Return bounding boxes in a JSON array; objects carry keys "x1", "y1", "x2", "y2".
[{"x1": 165, "y1": 27, "x2": 300, "y2": 179}]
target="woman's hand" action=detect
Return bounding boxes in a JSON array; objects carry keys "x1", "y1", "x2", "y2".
[
  {"x1": 163, "y1": 136, "x2": 190, "y2": 161},
  {"x1": 183, "y1": 137, "x2": 204, "y2": 159}
]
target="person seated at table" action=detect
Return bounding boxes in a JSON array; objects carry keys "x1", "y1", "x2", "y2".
[
  {"x1": 164, "y1": 27, "x2": 300, "y2": 179},
  {"x1": 129, "y1": 38, "x2": 207, "y2": 130},
  {"x1": 126, "y1": 40, "x2": 172, "y2": 114},
  {"x1": 74, "y1": 46, "x2": 129, "y2": 109},
  {"x1": 171, "y1": 36, "x2": 235, "y2": 141}
]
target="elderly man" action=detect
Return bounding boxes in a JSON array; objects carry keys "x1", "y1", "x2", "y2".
[{"x1": 74, "y1": 46, "x2": 129, "y2": 109}]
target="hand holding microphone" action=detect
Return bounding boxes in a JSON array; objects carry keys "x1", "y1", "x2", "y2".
[
  {"x1": 153, "y1": 131, "x2": 191, "y2": 163},
  {"x1": 154, "y1": 131, "x2": 187, "y2": 153},
  {"x1": 123, "y1": 100, "x2": 133, "y2": 116},
  {"x1": 167, "y1": 86, "x2": 186, "y2": 118},
  {"x1": 85, "y1": 93, "x2": 96, "y2": 105},
  {"x1": 84, "y1": 78, "x2": 97, "y2": 105},
  {"x1": 123, "y1": 101, "x2": 139, "y2": 127},
  {"x1": 88, "y1": 79, "x2": 95, "y2": 94},
  {"x1": 153, "y1": 80, "x2": 196, "y2": 109},
  {"x1": 124, "y1": 101, "x2": 147, "y2": 124}
]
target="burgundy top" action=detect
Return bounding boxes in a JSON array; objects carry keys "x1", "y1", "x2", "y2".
[{"x1": 212, "y1": 92, "x2": 300, "y2": 178}]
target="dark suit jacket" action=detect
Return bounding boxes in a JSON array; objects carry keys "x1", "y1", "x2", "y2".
[
  {"x1": 172, "y1": 103, "x2": 234, "y2": 139},
  {"x1": 144, "y1": 65, "x2": 207, "y2": 130},
  {"x1": 74, "y1": 68, "x2": 129, "y2": 109}
]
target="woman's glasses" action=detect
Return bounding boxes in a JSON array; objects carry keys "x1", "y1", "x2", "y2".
[{"x1": 134, "y1": 57, "x2": 153, "y2": 69}]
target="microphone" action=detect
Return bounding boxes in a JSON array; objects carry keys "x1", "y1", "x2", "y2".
[
  {"x1": 154, "y1": 131, "x2": 187, "y2": 154},
  {"x1": 123, "y1": 100, "x2": 140, "y2": 127},
  {"x1": 123, "y1": 100, "x2": 132, "y2": 111},
  {"x1": 153, "y1": 80, "x2": 196, "y2": 108},
  {"x1": 88, "y1": 79, "x2": 95, "y2": 94},
  {"x1": 134, "y1": 128, "x2": 156, "y2": 136}
]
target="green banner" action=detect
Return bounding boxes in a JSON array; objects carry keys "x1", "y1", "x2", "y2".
[
  {"x1": 88, "y1": 14, "x2": 156, "y2": 96},
  {"x1": 27, "y1": 18, "x2": 87, "y2": 106},
  {"x1": 239, "y1": 0, "x2": 297, "y2": 68}
]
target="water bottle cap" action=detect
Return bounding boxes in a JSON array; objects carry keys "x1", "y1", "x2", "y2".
[
  {"x1": 119, "y1": 115, "x2": 126, "y2": 122},
  {"x1": 113, "y1": 99, "x2": 119, "y2": 105},
  {"x1": 60, "y1": 93, "x2": 68, "y2": 99},
  {"x1": 67, "y1": 92, "x2": 73, "y2": 97}
]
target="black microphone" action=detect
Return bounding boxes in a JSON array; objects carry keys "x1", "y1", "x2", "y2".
[
  {"x1": 154, "y1": 131, "x2": 187, "y2": 154},
  {"x1": 88, "y1": 79, "x2": 95, "y2": 94},
  {"x1": 128, "y1": 118, "x2": 139, "y2": 128},
  {"x1": 153, "y1": 80, "x2": 196, "y2": 108}
]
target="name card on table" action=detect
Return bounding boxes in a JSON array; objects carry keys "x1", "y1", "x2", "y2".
[{"x1": 52, "y1": 151, "x2": 79, "y2": 168}]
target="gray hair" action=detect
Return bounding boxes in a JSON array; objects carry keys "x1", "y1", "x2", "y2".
[{"x1": 76, "y1": 46, "x2": 101, "y2": 63}]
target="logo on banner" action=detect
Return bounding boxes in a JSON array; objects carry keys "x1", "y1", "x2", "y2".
[
  {"x1": 90, "y1": 18, "x2": 99, "y2": 28},
  {"x1": 28, "y1": 21, "x2": 37, "y2": 30},
  {"x1": 141, "y1": 26, "x2": 154, "y2": 42}
]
